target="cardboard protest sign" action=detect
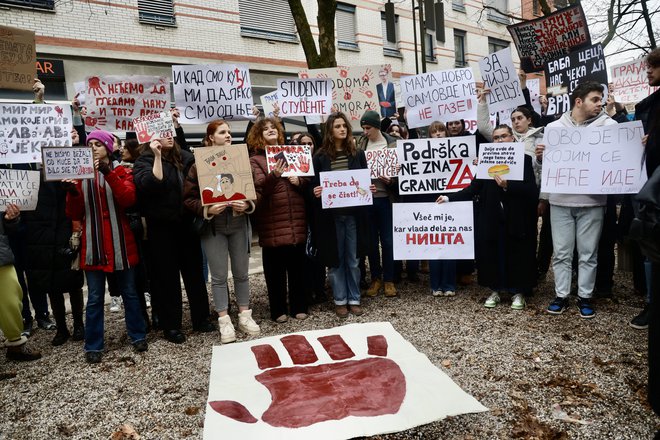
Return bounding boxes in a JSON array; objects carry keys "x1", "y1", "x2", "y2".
[
  {"x1": 41, "y1": 146, "x2": 94, "y2": 181},
  {"x1": 0, "y1": 169, "x2": 40, "y2": 211},
  {"x1": 0, "y1": 104, "x2": 73, "y2": 165},
  {"x1": 277, "y1": 78, "x2": 332, "y2": 117},
  {"x1": 544, "y1": 43, "x2": 607, "y2": 116},
  {"x1": 527, "y1": 77, "x2": 542, "y2": 115},
  {"x1": 541, "y1": 121, "x2": 647, "y2": 194},
  {"x1": 508, "y1": 5, "x2": 590, "y2": 72},
  {"x1": 260, "y1": 90, "x2": 279, "y2": 118},
  {"x1": 320, "y1": 168, "x2": 372, "y2": 209},
  {"x1": 610, "y1": 58, "x2": 659, "y2": 103},
  {"x1": 400, "y1": 68, "x2": 477, "y2": 129},
  {"x1": 392, "y1": 202, "x2": 474, "y2": 260},
  {"x1": 193, "y1": 144, "x2": 256, "y2": 205},
  {"x1": 478, "y1": 48, "x2": 525, "y2": 113},
  {"x1": 173, "y1": 64, "x2": 253, "y2": 123},
  {"x1": 265, "y1": 145, "x2": 314, "y2": 177},
  {"x1": 396, "y1": 136, "x2": 477, "y2": 194},
  {"x1": 366, "y1": 148, "x2": 398, "y2": 178},
  {"x1": 0, "y1": 25, "x2": 36, "y2": 91},
  {"x1": 84, "y1": 75, "x2": 169, "y2": 131},
  {"x1": 476, "y1": 142, "x2": 525, "y2": 181},
  {"x1": 132, "y1": 111, "x2": 175, "y2": 143}
]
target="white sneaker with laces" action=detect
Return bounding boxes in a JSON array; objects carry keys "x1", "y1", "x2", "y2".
[
  {"x1": 511, "y1": 293, "x2": 526, "y2": 310},
  {"x1": 218, "y1": 315, "x2": 236, "y2": 344},
  {"x1": 484, "y1": 292, "x2": 500, "y2": 308},
  {"x1": 144, "y1": 292, "x2": 151, "y2": 309},
  {"x1": 432, "y1": 290, "x2": 444, "y2": 297},
  {"x1": 238, "y1": 309, "x2": 261, "y2": 336},
  {"x1": 109, "y1": 297, "x2": 122, "y2": 312},
  {"x1": 444, "y1": 290, "x2": 456, "y2": 297}
]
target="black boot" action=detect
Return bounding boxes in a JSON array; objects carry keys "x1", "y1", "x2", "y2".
[{"x1": 52, "y1": 330, "x2": 70, "y2": 346}]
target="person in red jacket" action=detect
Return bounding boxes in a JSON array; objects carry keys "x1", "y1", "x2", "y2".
[{"x1": 65, "y1": 130, "x2": 147, "y2": 364}]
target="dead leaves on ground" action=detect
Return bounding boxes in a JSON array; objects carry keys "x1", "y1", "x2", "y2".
[{"x1": 109, "y1": 423, "x2": 140, "y2": 440}]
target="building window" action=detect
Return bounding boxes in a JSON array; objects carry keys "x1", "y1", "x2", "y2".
[
  {"x1": 137, "y1": 0, "x2": 176, "y2": 26},
  {"x1": 425, "y1": 32, "x2": 436, "y2": 62},
  {"x1": 451, "y1": 0, "x2": 465, "y2": 12},
  {"x1": 488, "y1": 37, "x2": 509, "y2": 54},
  {"x1": 239, "y1": 0, "x2": 297, "y2": 42},
  {"x1": 0, "y1": 0, "x2": 53, "y2": 9},
  {"x1": 337, "y1": 3, "x2": 358, "y2": 50},
  {"x1": 486, "y1": 0, "x2": 510, "y2": 25},
  {"x1": 532, "y1": 0, "x2": 540, "y2": 16},
  {"x1": 454, "y1": 30, "x2": 466, "y2": 67},
  {"x1": 381, "y1": 12, "x2": 401, "y2": 57}
]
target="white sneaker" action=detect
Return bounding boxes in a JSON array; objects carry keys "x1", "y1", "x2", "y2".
[
  {"x1": 511, "y1": 293, "x2": 526, "y2": 310},
  {"x1": 238, "y1": 309, "x2": 260, "y2": 336},
  {"x1": 432, "y1": 290, "x2": 444, "y2": 297},
  {"x1": 444, "y1": 290, "x2": 456, "y2": 297},
  {"x1": 218, "y1": 315, "x2": 236, "y2": 344},
  {"x1": 484, "y1": 292, "x2": 500, "y2": 308},
  {"x1": 109, "y1": 297, "x2": 122, "y2": 312},
  {"x1": 144, "y1": 292, "x2": 151, "y2": 309}
]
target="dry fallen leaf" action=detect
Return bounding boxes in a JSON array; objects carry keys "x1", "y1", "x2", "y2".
[
  {"x1": 184, "y1": 406, "x2": 201, "y2": 416},
  {"x1": 109, "y1": 423, "x2": 141, "y2": 440},
  {"x1": 441, "y1": 359, "x2": 452, "y2": 368}
]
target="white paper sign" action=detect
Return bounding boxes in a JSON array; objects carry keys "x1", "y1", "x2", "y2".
[
  {"x1": 259, "y1": 90, "x2": 279, "y2": 118},
  {"x1": 397, "y1": 137, "x2": 477, "y2": 194},
  {"x1": 132, "y1": 111, "x2": 175, "y2": 143},
  {"x1": 42, "y1": 146, "x2": 94, "y2": 181},
  {"x1": 0, "y1": 168, "x2": 40, "y2": 211},
  {"x1": 277, "y1": 78, "x2": 332, "y2": 117},
  {"x1": 541, "y1": 121, "x2": 647, "y2": 194},
  {"x1": 265, "y1": 145, "x2": 314, "y2": 177},
  {"x1": 173, "y1": 64, "x2": 254, "y2": 123},
  {"x1": 73, "y1": 81, "x2": 86, "y2": 106},
  {"x1": 0, "y1": 104, "x2": 73, "y2": 165},
  {"x1": 366, "y1": 148, "x2": 398, "y2": 178},
  {"x1": 478, "y1": 48, "x2": 526, "y2": 113},
  {"x1": 476, "y1": 142, "x2": 525, "y2": 181},
  {"x1": 400, "y1": 68, "x2": 478, "y2": 129},
  {"x1": 320, "y1": 168, "x2": 372, "y2": 209},
  {"x1": 527, "y1": 77, "x2": 542, "y2": 116},
  {"x1": 610, "y1": 58, "x2": 659, "y2": 103}
]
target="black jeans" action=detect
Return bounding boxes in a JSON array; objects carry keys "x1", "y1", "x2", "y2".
[{"x1": 262, "y1": 244, "x2": 308, "y2": 320}]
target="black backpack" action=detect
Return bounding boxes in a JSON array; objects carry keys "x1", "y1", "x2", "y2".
[{"x1": 630, "y1": 166, "x2": 660, "y2": 263}]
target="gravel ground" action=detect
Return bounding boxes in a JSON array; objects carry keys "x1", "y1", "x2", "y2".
[{"x1": 1, "y1": 268, "x2": 658, "y2": 440}]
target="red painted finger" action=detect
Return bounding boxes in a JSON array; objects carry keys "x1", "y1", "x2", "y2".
[
  {"x1": 367, "y1": 335, "x2": 388, "y2": 356},
  {"x1": 251, "y1": 344, "x2": 281, "y2": 370},
  {"x1": 317, "y1": 335, "x2": 355, "y2": 361},
  {"x1": 280, "y1": 335, "x2": 318, "y2": 365}
]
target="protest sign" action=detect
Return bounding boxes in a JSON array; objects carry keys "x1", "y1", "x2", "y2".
[
  {"x1": 193, "y1": 144, "x2": 256, "y2": 205},
  {"x1": 478, "y1": 48, "x2": 525, "y2": 113},
  {"x1": 84, "y1": 75, "x2": 169, "y2": 131},
  {"x1": 277, "y1": 78, "x2": 332, "y2": 117},
  {"x1": 132, "y1": 111, "x2": 175, "y2": 143},
  {"x1": 366, "y1": 148, "x2": 398, "y2": 178},
  {"x1": 41, "y1": 146, "x2": 94, "y2": 181},
  {"x1": 265, "y1": 145, "x2": 314, "y2": 177},
  {"x1": 544, "y1": 43, "x2": 607, "y2": 116},
  {"x1": 541, "y1": 121, "x2": 647, "y2": 194},
  {"x1": 73, "y1": 81, "x2": 86, "y2": 106},
  {"x1": 400, "y1": 68, "x2": 477, "y2": 129},
  {"x1": 610, "y1": 58, "x2": 659, "y2": 103},
  {"x1": 508, "y1": 5, "x2": 590, "y2": 72},
  {"x1": 392, "y1": 202, "x2": 474, "y2": 260},
  {"x1": 0, "y1": 104, "x2": 73, "y2": 165},
  {"x1": 396, "y1": 136, "x2": 477, "y2": 194},
  {"x1": 476, "y1": 142, "x2": 525, "y2": 181},
  {"x1": 0, "y1": 25, "x2": 36, "y2": 91},
  {"x1": 377, "y1": 65, "x2": 397, "y2": 118},
  {"x1": 260, "y1": 90, "x2": 279, "y2": 118},
  {"x1": 527, "y1": 77, "x2": 542, "y2": 115},
  {"x1": 0, "y1": 169, "x2": 40, "y2": 211},
  {"x1": 320, "y1": 168, "x2": 372, "y2": 209},
  {"x1": 173, "y1": 64, "x2": 253, "y2": 123}
]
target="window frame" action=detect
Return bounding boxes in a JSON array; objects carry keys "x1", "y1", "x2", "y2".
[
  {"x1": 337, "y1": 2, "x2": 359, "y2": 50},
  {"x1": 0, "y1": 0, "x2": 54, "y2": 10},
  {"x1": 238, "y1": 0, "x2": 298, "y2": 43},
  {"x1": 381, "y1": 12, "x2": 401, "y2": 58},
  {"x1": 454, "y1": 29, "x2": 467, "y2": 68},
  {"x1": 137, "y1": 0, "x2": 176, "y2": 27}
]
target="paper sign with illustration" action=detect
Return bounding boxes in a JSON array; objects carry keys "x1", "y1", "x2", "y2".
[
  {"x1": 478, "y1": 47, "x2": 525, "y2": 114},
  {"x1": 204, "y1": 322, "x2": 487, "y2": 439},
  {"x1": 610, "y1": 58, "x2": 659, "y2": 103},
  {"x1": 265, "y1": 145, "x2": 314, "y2": 177},
  {"x1": 260, "y1": 90, "x2": 279, "y2": 118},
  {"x1": 476, "y1": 142, "x2": 524, "y2": 181},
  {"x1": 84, "y1": 75, "x2": 170, "y2": 131},
  {"x1": 132, "y1": 111, "x2": 175, "y2": 143},
  {"x1": 0, "y1": 25, "x2": 36, "y2": 91},
  {"x1": 0, "y1": 104, "x2": 73, "y2": 165},
  {"x1": 320, "y1": 169, "x2": 372, "y2": 209},
  {"x1": 193, "y1": 144, "x2": 256, "y2": 205},
  {"x1": 0, "y1": 169, "x2": 40, "y2": 211},
  {"x1": 393, "y1": 202, "x2": 475, "y2": 260},
  {"x1": 42, "y1": 146, "x2": 94, "y2": 181},
  {"x1": 277, "y1": 78, "x2": 332, "y2": 117},
  {"x1": 366, "y1": 148, "x2": 398, "y2": 178}
]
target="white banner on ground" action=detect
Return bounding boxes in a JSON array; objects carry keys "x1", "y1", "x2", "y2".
[
  {"x1": 0, "y1": 168, "x2": 40, "y2": 211},
  {"x1": 476, "y1": 142, "x2": 525, "y2": 181},
  {"x1": 320, "y1": 168, "x2": 372, "y2": 209},
  {"x1": 478, "y1": 48, "x2": 526, "y2": 114}
]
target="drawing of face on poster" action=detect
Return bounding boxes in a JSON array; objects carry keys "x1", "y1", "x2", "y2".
[
  {"x1": 194, "y1": 144, "x2": 256, "y2": 206},
  {"x1": 203, "y1": 173, "x2": 247, "y2": 203}
]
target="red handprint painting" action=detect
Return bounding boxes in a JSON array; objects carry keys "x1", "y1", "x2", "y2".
[
  {"x1": 265, "y1": 145, "x2": 315, "y2": 177},
  {"x1": 204, "y1": 322, "x2": 487, "y2": 439}
]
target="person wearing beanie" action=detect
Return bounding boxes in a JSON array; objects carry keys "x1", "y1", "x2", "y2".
[{"x1": 360, "y1": 110, "x2": 381, "y2": 130}]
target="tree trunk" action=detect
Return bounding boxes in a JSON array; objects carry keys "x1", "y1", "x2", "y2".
[{"x1": 288, "y1": 0, "x2": 337, "y2": 69}]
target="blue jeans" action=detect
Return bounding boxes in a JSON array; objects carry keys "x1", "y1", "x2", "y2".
[
  {"x1": 430, "y1": 260, "x2": 456, "y2": 292},
  {"x1": 328, "y1": 215, "x2": 361, "y2": 306},
  {"x1": 85, "y1": 269, "x2": 146, "y2": 352},
  {"x1": 368, "y1": 197, "x2": 394, "y2": 282}
]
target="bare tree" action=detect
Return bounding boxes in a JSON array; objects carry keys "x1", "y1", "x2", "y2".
[{"x1": 288, "y1": 0, "x2": 338, "y2": 69}]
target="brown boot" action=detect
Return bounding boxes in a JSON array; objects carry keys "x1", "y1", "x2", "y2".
[
  {"x1": 384, "y1": 282, "x2": 397, "y2": 297},
  {"x1": 349, "y1": 304, "x2": 363, "y2": 316},
  {"x1": 6, "y1": 341, "x2": 42, "y2": 362},
  {"x1": 366, "y1": 279, "x2": 382, "y2": 297},
  {"x1": 335, "y1": 305, "x2": 349, "y2": 318}
]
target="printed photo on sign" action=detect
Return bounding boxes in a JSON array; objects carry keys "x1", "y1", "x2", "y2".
[
  {"x1": 478, "y1": 48, "x2": 525, "y2": 114},
  {"x1": 366, "y1": 148, "x2": 398, "y2": 178},
  {"x1": 265, "y1": 145, "x2": 314, "y2": 177},
  {"x1": 173, "y1": 64, "x2": 253, "y2": 123},
  {"x1": 259, "y1": 90, "x2": 279, "y2": 118},
  {"x1": 0, "y1": 169, "x2": 40, "y2": 211},
  {"x1": 0, "y1": 104, "x2": 73, "y2": 165},
  {"x1": 132, "y1": 111, "x2": 175, "y2": 143},
  {"x1": 320, "y1": 169, "x2": 372, "y2": 209},
  {"x1": 396, "y1": 136, "x2": 477, "y2": 194},
  {"x1": 610, "y1": 58, "x2": 659, "y2": 103},
  {"x1": 42, "y1": 147, "x2": 94, "y2": 181},
  {"x1": 84, "y1": 75, "x2": 169, "y2": 131},
  {"x1": 476, "y1": 142, "x2": 524, "y2": 181},
  {"x1": 376, "y1": 65, "x2": 397, "y2": 118},
  {"x1": 392, "y1": 202, "x2": 475, "y2": 260},
  {"x1": 0, "y1": 25, "x2": 36, "y2": 92},
  {"x1": 541, "y1": 121, "x2": 647, "y2": 195},
  {"x1": 193, "y1": 144, "x2": 256, "y2": 206},
  {"x1": 277, "y1": 78, "x2": 332, "y2": 117}
]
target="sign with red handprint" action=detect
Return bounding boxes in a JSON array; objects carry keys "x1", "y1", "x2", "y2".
[
  {"x1": 132, "y1": 111, "x2": 175, "y2": 143},
  {"x1": 0, "y1": 25, "x2": 36, "y2": 91},
  {"x1": 204, "y1": 322, "x2": 487, "y2": 439},
  {"x1": 265, "y1": 145, "x2": 314, "y2": 177},
  {"x1": 320, "y1": 169, "x2": 372, "y2": 209}
]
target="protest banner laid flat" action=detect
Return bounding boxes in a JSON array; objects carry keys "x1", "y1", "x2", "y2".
[
  {"x1": 132, "y1": 111, "x2": 175, "y2": 143},
  {"x1": 42, "y1": 146, "x2": 94, "y2": 181},
  {"x1": 541, "y1": 121, "x2": 647, "y2": 194},
  {"x1": 277, "y1": 78, "x2": 332, "y2": 117},
  {"x1": 508, "y1": 5, "x2": 590, "y2": 72},
  {"x1": 193, "y1": 144, "x2": 256, "y2": 205},
  {"x1": 476, "y1": 142, "x2": 525, "y2": 181},
  {"x1": 478, "y1": 48, "x2": 525, "y2": 113},
  {"x1": 173, "y1": 64, "x2": 253, "y2": 123},
  {"x1": 320, "y1": 168, "x2": 372, "y2": 209},
  {"x1": 397, "y1": 136, "x2": 477, "y2": 194},
  {"x1": 265, "y1": 145, "x2": 314, "y2": 177},
  {"x1": 0, "y1": 168, "x2": 40, "y2": 211},
  {"x1": 260, "y1": 90, "x2": 279, "y2": 118},
  {"x1": 366, "y1": 148, "x2": 398, "y2": 178},
  {"x1": 400, "y1": 68, "x2": 477, "y2": 129},
  {"x1": 392, "y1": 202, "x2": 474, "y2": 260},
  {"x1": 0, "y1": 103, "x2": 73, "y2": 164},
  {"x1": 610, "y1": 58, "x2": 659, "y2": 103},
  {"x1": 0, "y1": 25, "x2": 36, "y2": 91},
  {"x1": 84, "y1": 75, "x2": 169, "y2": 131}
]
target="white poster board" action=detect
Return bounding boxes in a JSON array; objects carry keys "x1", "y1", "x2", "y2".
[
  {"x1": 277, "y1": 78, "x2": 332, "y2": 117},
  {"x1": 478, "y1": 48, "x2": 526, "y2": 113},
  {"x1": 260, "y1": 90, "x2": 279, "y2": 118},
  {"x1": 265, "y1": 145, "x2": 314, "y2": 177},
  {"x1": 0, "y1": 169, "x2": 40, "y2": 211},
  {"x1": 476, "y1": 142, "x2": 525, "y2": 181},
  {"x1": 41, "y1": 146, "x2": 94, "y2": 181},
  {"x1": 527, "y1": 77, "x2": 542, "y2": 116},
  {"x1": 132, "y1": 111, "x2": 175, "y2": 143},
  {"x1": 610, "y1": 58, "x2": 659, "y2": 103},
  {"x1": 366, "y1": 148, "x2": 398, "y2": 178},
  {"x1": 320, "y1": 168, "x2": 372, "y2": 209}
]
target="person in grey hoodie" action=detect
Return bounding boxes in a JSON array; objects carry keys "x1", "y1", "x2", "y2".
[{"x1": 536, "y1": 81, "x2": 616, "y2": 319}]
